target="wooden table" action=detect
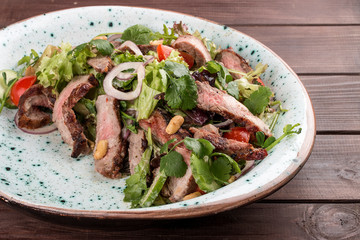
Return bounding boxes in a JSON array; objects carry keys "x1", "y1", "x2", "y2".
[{"x1": 1, "y1": 0, "x2": 359, "y2": 239}]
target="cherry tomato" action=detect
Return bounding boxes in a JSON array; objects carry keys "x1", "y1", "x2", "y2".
[
  {"x1": 223, "y1": 127, "x2": 250, "y2": 143},
  {"x1": 253, "y1": 78, "x2": 265, "y2": 86},
  {"x1": 157, "y1": 44, "x2": 194, "y2": 69},
  {"x1": 179, "y1": 51, "x2": 194, "y2": 69},
  {"x1": 157, "y1": 44, "x2": 174, "y2": 61},
  {"x1": 10, "y1": 75, "x2": 37, "y2": 106}
]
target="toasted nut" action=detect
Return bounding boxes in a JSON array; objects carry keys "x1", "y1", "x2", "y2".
[
  {"x1": 166, "y1": 115, "x2": 184, "y2": 135},
  {"x1": 93, "y1": 36, "x2": 108, "y2": 40},
  {"x1": 183, "y1": 191, "x2": 202, "y2": 201},
  {"x1": 93, "y1": 140, "x2": 108, "y2": 160},
  {"x1": 150, "y1": 39, "x2": 164, "y2": 45},
  {"x1": 228, "y1": 175, "x2": 236, "y2": 183}
]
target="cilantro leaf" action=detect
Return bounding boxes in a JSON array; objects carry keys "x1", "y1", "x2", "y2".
[
  {"x1": 210, "y1": 152, "x2": 241, "y2": 174},
  {"x1": 256, "y1": 131, "x2": 266, "y2": 147},
  {"x1": 160, "y1": 151, "x2": 187, "y2": 177},
  {"x1": 89, "y1": 39, "x2": 114, "y2": 56},
  {"x1": 164, "y1": 61, "x2": 189, "y2": 78},
  {"x1": 184, "y1": 137, "x2": 215, "y2": 158},
  {"x1": 121, "y1": 24, "x2": 154, "y2": 45},
  {"x1": 210, "y1": 157, "x2": 232, "y2": 182},
  {"x1": 265, "y1": 123, "x2": 302, "y2": 151},
  {"x1": 226, "y1": 81, "x2": 239, "y2": 100},
  {"x1": 243, "y1": 86, "x2": 272, "y2": 115},
  {"x1": 160, "y1": 138, "x2": 177, "y2": 154},
  {"x1": 164, "y1": 74, "x2": 198, "y2": 110},
  {"x1": 190, "y1": 154, "x2": 221, "y2": 192}
]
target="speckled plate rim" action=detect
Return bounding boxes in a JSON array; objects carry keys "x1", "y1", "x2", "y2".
[{"x1": 0, "y1": 5, "x2": 316, "y2": 220}]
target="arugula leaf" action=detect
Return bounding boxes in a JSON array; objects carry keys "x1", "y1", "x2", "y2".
[
  {"x1": 121, "y1": 24, "x2": 154, "y2": 44},
  {"x1": 266, "y1": 124, "x2": 302, "y2": 151},
  {"x1": 121, "y1": 111, "x2": 138, "y2": 134},
  {"x1": 210, "y1": 157, "x2": 232, "y2": 183},
  {"x1": 165, "y1": 74, "x2": 197, "y2": 110},
  {"x1": 160, "y1": 151, "x2": 187, "y2": 177},
  {"x1": 139, "y1": 170, "x2": 168, "y2": 208},
  {"x1": 160, "y1": 138, "x2": 177, "y2": 154},
  {"x1": 152, "y1": 24, "x2": 177, "y2": 45},
  {"x1": 89, "y1": 39, "x2": 114, "y2": 56},
  {"x1": 243, "y1": 86, "x2": 272, "y2": 115},
  {"x1": 124, "y1": 129, "x2": 153, "y2": 207}
]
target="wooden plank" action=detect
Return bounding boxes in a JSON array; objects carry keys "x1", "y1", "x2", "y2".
[
  {"x1": 234, "y1": 26, "x2": 360, "y2": 74},
  {"x1": 301, "y1": 75, "x2": 360, "y2": 132},
  {"x1": 267, "y1": 135, "x2": 360, "y2": 200},
  {"x1": 0, "y1": 0, "x2": 359, "y2": 27},
  {"x1": 1, "y1": 202, "x2": 360, "y2": 239}
]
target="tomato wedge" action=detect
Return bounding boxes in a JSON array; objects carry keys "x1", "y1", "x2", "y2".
[
  {"x1": 157, "y1": 44, "x2": 173, "y2": 62},
  {"x1": 10, "y1": 75, "x2": 37, "y2": 106},
  {"x1": 157, "y1": 44, "x2": 194, "y2": 69},
  {"x1": 179, "y1": 51, "x2": 194, "y2": 69},
  {"x1": 253, "y1": 78, "x2": 265, "y2": 86},
  {"x1": 223, "y1": 127, "x2": 250, "y2": 143}
]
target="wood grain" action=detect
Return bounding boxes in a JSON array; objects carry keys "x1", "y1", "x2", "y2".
[
  {"x1": 301, "y1": 75, "x2": 360, "y2": 132},
  {"x1": 235, "y1": 26, "x2": 360, "y2": 74},
  {"x1": 268, "y1": 135, "x2": 360, "y2": 200},
  {"x1": 1, "y1": 202, "x2": 360, "y2": 239},
  {"x1": 0, "y1": 0, "x2": 359, "y2": 27}
]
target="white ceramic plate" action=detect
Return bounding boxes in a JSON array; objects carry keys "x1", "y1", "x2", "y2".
[{"x1": 0, "y1": 6, "x2": 315, "y2": 219}]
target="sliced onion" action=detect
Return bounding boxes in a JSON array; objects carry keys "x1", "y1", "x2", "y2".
[
  {"x1": 213, "y1": 119, "x2": 233, "y2": 128},
  {"x1": 116, "y1": 72, "x2": 134, "y2": 81},
  {"x1": 104, "y1": 62, "x2": 145, "y2": 100},
  {"x1": 14, "y1": 111, "x2": 57, "y2": 135},
  {"x1": 117, "y1": 40, "x2": 143, "y2": 56},
  {"x1": 108, "y1": 34, "x2": 123, "y2": 42},
  {"x1": 143, "y1": 55, "x2": 155, "y2": 65}
]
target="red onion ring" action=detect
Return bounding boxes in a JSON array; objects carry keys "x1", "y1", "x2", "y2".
[
  {"x1": 104, "y1": 62, "x2": 145, "y2": 100},
  {"x1": 115, "y1": 56, "x2": 154, "y2": 81},
  {"x1": 117, "y1": 41, "x2": 143, "y2": 56},
  {"x1": 107, "y1": 34, "x2": 123, "y2": 42},
  {"x1": 14, "y1": 111, "x2": 57, "y2": 135}
]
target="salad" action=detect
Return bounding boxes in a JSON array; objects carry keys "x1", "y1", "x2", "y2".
[{"x1": 0, "y1": 22, "x2": 301, "y2": 208}]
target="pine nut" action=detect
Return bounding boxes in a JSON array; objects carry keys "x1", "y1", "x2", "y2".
[
  {"x1": 93, "y1": 140, "x2": 108, "y2": 160},
  {"x1": 183, "y1": 191, "x2": 202, "y2": 201},
  {"x1": 166, "y1": 115, "x2": 184, "y2": 135}
]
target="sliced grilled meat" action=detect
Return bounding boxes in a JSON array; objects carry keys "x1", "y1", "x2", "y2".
[
  {"x1": 172, "y1": 35, "x2": 211, "y2": 68},
  {"x1": 215, "y1": 48, "x2": 252, "y2": 80},
  {"x1": 190, "y1": 125, "x2": 268, "y2": 161},
  {"x1": 139, "y1": 110, "x2": 196, "y2": 202},
  {"x1": 94, "y1": 95, "x2": 126, "y2": 178},
  {"x1": 128, "y1": 129, "x2": 147, "y2": 174},
  {"x1": 17, "y1": 84, "x2": 56, "y2": 129},
  {"x1": 138, "y1": 44, "x2": 157, "y2": 55},
  {"x1": 53, "y1": 75, "x2": 98, "y2": 158},
  {"x1": 87, "y1": 56, "x2": 113, "y2": 73},
  {"x1": 196, "y1": 81, "x2": 272, "y2": 138}
]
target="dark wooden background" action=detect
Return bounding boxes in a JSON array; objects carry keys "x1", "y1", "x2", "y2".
[{"x1": 1, "y1": 0, "x2": 360, "y2": 239}]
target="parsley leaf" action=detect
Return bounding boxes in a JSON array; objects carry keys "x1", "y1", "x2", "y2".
[
  {"x1": 89, "y1": 39, "x2": 114, "y2": 56},
  {"x1": 160, "y1": 151, "x2": 187, "y2": 177},
  {"x1": 210, "y1": 157, "x2": 232, "y2": 182},
  {"x1": 121, "y1": 24, "x2": 154, "y2": 45},
  {"x1": 243, "y1": 86, "x2": 272, "y2": 115},
  {"x1": 164, "y1": 74, "x2": 197, "y2": 110}
]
